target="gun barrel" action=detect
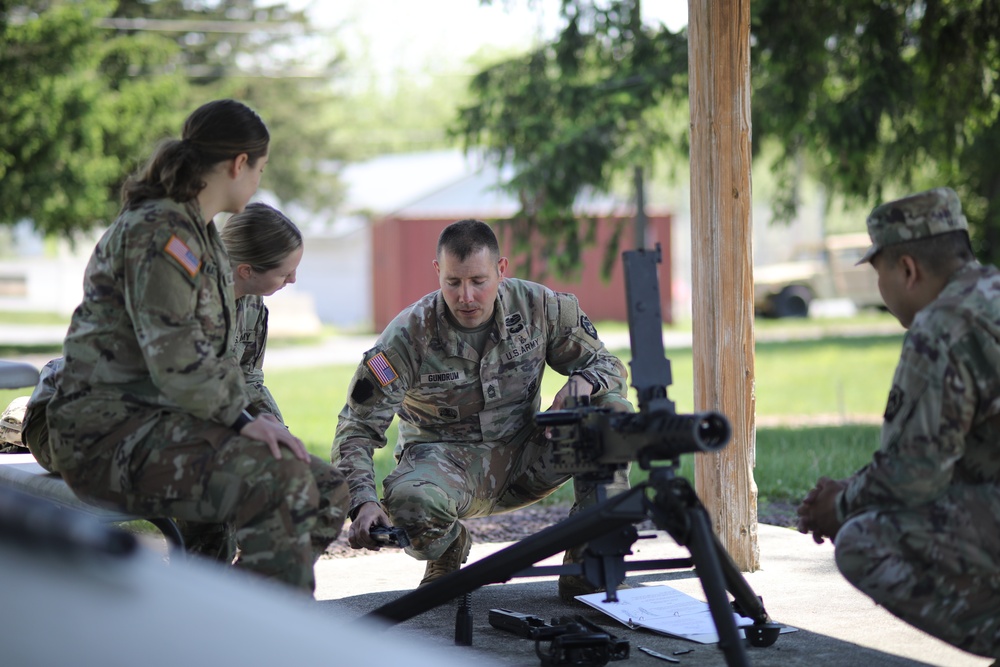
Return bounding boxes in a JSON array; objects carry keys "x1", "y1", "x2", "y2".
[
  {"x1": 605, "y1": 409, "x2": 732, "y2": 462},
  {"x1": 688, "y1": 411, "x2": 731, "y2": 452}
]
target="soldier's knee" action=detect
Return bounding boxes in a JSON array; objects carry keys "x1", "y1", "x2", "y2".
[
  {"x1": 834, "y1": 511, "x2": 901, "y2": 587},
  {"x1": 260, "y1": 456, "x2": 320, "y2": 515},
  {"x1": 383, "y1": 478, "x2": 455, "y2": 525},
  {"x1": 834, "y1": 516, "x2": 867, "y2": 585}
]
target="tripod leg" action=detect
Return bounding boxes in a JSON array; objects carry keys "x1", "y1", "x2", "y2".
[
  {"x1": 366, "y1": 484, "x2": 648, "y2": 625},
  {"x1": 686, "y1": 507, "x2": 751, "y2": 667}
]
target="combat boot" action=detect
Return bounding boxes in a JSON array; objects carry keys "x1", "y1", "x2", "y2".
[
  {"x1": 0, "y1": 396, "x2": 29, "y2": 452},
  {"x1": 418, "y1": 522, "x2": 471, "y2": 587}
]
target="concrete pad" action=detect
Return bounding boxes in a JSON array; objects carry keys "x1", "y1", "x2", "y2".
[{"x1": 315, "y1": 524, "x2": 992, "y2": 667}]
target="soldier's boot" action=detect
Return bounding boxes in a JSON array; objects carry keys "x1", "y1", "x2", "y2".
[
  {"x1": 418, "y1": 522, "x2": 471, "y2": 587},
  {"x1": 0, "y1": 396, "x2": 29, "y2": 453},
  {"x1": 558, "y1": 543, "x2": 631, "y2": 602}
]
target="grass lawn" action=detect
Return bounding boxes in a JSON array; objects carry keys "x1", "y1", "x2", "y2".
[
  {"x1": 0, "y1": 326, "x2": 898, "y2": 509},
  {"x1": 265, "y1": 331, "x2": 898, "y2": 505}
]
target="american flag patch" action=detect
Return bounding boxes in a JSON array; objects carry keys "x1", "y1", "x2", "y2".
[
  {"x1": 366, "y1": 351, "x2": 398, "y2": 387},
  {"x1": 164, "y1": 234, "x2": 201, "y2": 277}
]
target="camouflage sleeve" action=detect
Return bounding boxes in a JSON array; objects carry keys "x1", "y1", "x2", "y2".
[
  {"x1": 840, "y1": 330, "x2": 971, "y2": 517},
  {"x1": 333, "y1": 345, "x2": 408, "y2": 514},
  {"x1": 239, "y1": 301, "x2": 282, "y2": 421},
  {"x1": 544, "y1": 291, "x2": 633, "y2": 411},
  {"x1": 125, "y1": 227, "x2": 247, "y2": 426}
]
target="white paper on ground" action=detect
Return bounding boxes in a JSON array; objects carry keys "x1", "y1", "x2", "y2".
[{"x1": 576, "y1": 584, "x2": 797, "y2": 644}]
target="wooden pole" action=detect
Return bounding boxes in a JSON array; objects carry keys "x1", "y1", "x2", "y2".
[{"x1": 687, "y1": 0, "x2": 759, "y2": 570}]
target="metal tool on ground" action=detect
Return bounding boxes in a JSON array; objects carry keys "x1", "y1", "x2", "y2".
[{"x1": 638, "y1": 646, "x2": 681, "y2": 663}]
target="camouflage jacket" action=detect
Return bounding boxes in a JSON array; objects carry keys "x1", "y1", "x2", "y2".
[
  {"x1": 232, "y1": 294, "x2": 282, "y2": 421},
  {"x1": 840, "y1": 262, "x2": 1000, "y2": 518},
  {"x1": 47, "y1": 198, "x2": 250, "y2": 472},
  {"x1": 334, "y1": 277, "x2": 632, "y2": 512}
]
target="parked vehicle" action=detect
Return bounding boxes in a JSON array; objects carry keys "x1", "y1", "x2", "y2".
[{"x1": 754, "y1": 233, "x2": 883, "y2": 318}]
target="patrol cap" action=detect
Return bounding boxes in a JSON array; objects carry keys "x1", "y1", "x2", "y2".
[{"x1": 857, "y1": 187, "x2": 968, "y2": 265}]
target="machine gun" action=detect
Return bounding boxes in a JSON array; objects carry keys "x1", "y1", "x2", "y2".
[
  {"x1": 538, "y1": 242, "x2": 729, "y2": 480},
  {"x1": 538, "y1": 399, "x2": 730, "y2": 479},
  {"x1": 367, "y1": 245, "x2": 781, "y2": 667}
]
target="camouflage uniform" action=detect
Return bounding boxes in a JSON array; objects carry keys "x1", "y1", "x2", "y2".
[
  {"x1": 334, "y1": 278, "x2": 632, "y2": 560},
  {"x1": 182, "y1": 294, "x2": 348, "y2": 563},
  {"x1": 45, "y1": 198, "x2": 346, "y2": 593},
  {"x1": 234, "y1": 295, "x2": 284, "y2": 421},
  {"x1": 21, "y1": 358, "x2": 61, "y2": 471},
  {"x1": 835, "y1": 188, "x2": 1000, "y2": 659}
]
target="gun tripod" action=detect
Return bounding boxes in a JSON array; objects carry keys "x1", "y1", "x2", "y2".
[{"x1": 367, "y1": 464, "x2": 781, "y2": 667}]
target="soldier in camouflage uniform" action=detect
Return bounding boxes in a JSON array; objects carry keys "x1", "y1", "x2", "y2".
[
  {"x1": 15, "y1": 203, "x2": 346, "y2": 567},
  {"x1": 178, "y1": 201, "x2": 347, "y2": 563},
  {"x1": 43, "y1": 100, "x2": 347, "y2": 594},
  {"x1": 334, "y1": 219, "x2": 633, "y2": 599},
  {"x1": 797, "y1": 187, "x2": 1000, "y2": 660}
]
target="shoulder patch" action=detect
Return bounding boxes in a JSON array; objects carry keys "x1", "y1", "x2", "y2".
[
  {"x1": 366, "y1": 351, "x2": 399, "y2": 387},
  {"x1": 884, "y1": 385, "x2": 904, "y2": 422},
  {"x1": 164, "y1": 234, "x2": 201, "y2": 277},
  {"x1": 580, "y1": 314, "x2": 598, "y2": 340},
  {"x1": 351, "y1": 377, "x2": 375, "y2": 404}
]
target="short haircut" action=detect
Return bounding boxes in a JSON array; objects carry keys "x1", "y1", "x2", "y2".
[
  {"x1": 878, "y1": 230, "x2": 974, "y2": 276},
  {"x1": 221, "y1": 202, "x2": 302, "y2": 272},
  {"x1": 437, "y1": 219, "x2": 499, "y2": 262}
]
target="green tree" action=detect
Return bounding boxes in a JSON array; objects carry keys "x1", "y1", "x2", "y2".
[
  {"x1": 1, "y1": 0, "x2": 348, "y2": 236},
  {"x1": 0, "y1": 1, "x2": 185, "y2": 236},
  {"x1": 459, "y1": 0, "x2": 1000, "y2": 267},
  {"x1": 457, "y1": 1, "x2": 689, "y2": 277},
  {"x1": 110, "y1": 0, "x2": 348, "y2": 211}
]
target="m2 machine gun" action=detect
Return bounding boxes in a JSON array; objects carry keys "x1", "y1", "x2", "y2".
[{"x1": 368, "y1": 246, "x2": 782, "y2": 667}]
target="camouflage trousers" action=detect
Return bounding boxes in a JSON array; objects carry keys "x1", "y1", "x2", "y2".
[
  {"x1": 175, "y1": 455, "x2": 345, "y2": 566},
  {"x1": 835, "y1": 484, "x2": 1000, "y2": 659},
  {"x1": 382, "y1": 430, "x2": 628, "y2": 560},
  {"x1": 58, "y1": 412, "x2": 348, "y2": 594}
]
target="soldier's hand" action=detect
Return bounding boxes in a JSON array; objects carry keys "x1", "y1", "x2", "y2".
[
  {"x1": 239, "y1": 417, "x2": 309, "y2": 462},
  {"x1": 796, "y1": 476, "x2": 845, "y2": 544},
  {"x1": 348, "y1": 502, "x2": 392, "y2": 551}
]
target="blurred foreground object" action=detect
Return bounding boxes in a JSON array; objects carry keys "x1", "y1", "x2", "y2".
[{"x1": 0, "y1": 485, "x2": 502, "y2": 667}]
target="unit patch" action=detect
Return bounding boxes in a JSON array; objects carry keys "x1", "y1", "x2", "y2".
[
  {"x1": 351, "y1": 377, "x2": 375, "y2": 404},
  {"x1": 367, "y1": 351, "x2": 399, "y2": 387},
  {"x1": 884, "y1": 385, "x2": 904, "y2": 422},
  {"x1": 438, "y1": 407, "x2": 459, "y2": 419},
  {"x1": 580, "y1": 315, "x2": 598, "y2": 340}
]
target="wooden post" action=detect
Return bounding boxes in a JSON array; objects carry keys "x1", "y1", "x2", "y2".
[{"x1": 687, "y1": 0, "x2": 759, "y2": 570}]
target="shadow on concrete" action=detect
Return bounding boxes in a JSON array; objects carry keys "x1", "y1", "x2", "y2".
[{"x1": 321, "y1": 573, "x2": 941, "y2": 667}]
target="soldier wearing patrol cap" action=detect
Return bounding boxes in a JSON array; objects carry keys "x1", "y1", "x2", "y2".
[
  {"x1": 334, "y1": 219, "x2": 634, "y2": 600},
  {"x1": 797, "y1": 187, "x2": 1000, "y2": 661}
]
